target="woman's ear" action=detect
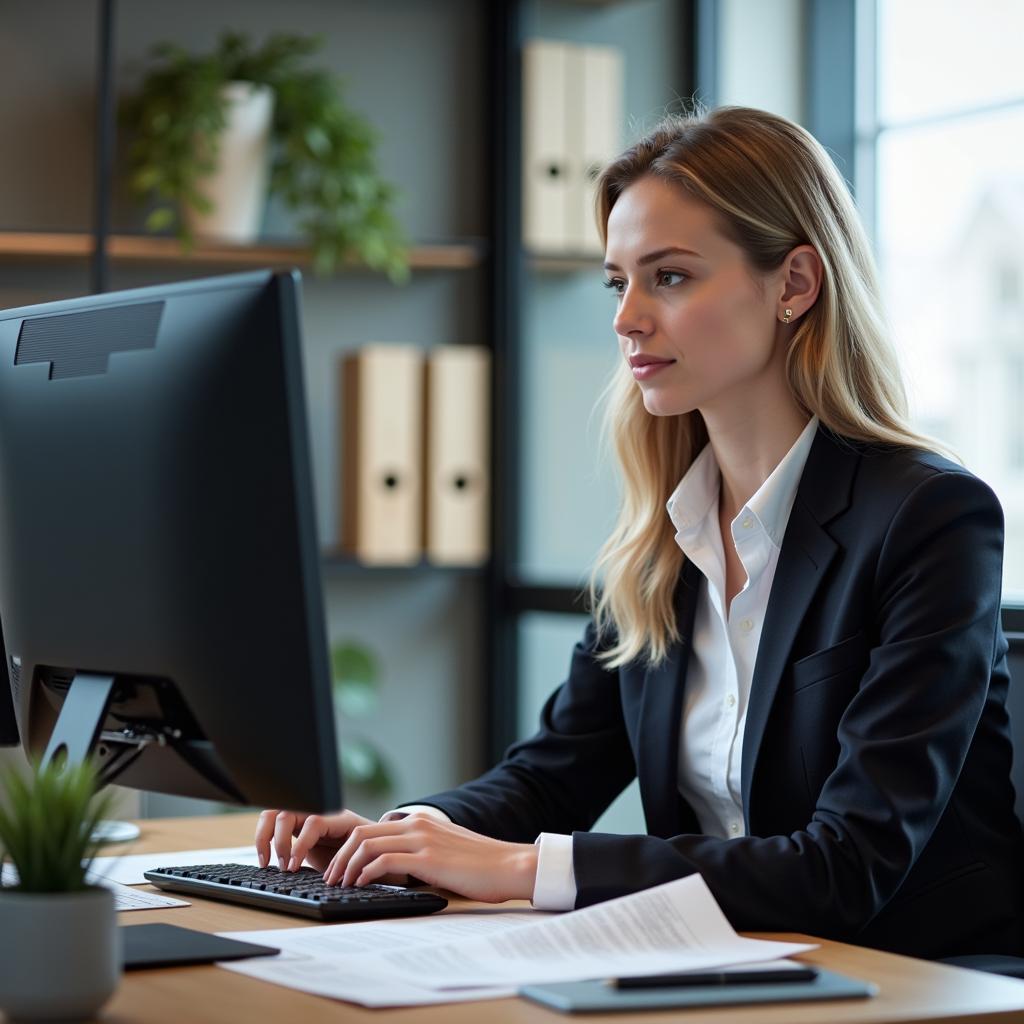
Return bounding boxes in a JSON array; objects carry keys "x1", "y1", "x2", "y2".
[{"x1": 778, "y1": 245, "x2": 823, "y2": 322}]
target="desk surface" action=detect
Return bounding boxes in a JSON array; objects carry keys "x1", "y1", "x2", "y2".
[{"x1": 91, "y1": 814, "x2": 1024, "y2": 1024}]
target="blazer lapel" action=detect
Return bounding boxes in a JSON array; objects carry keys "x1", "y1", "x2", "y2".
[
  {"x1": 739, "y1": 427, "x2": 859, "y2": 813},
  {"x1": 637, "y1": 557, "x2": 701, "y2": 838}
]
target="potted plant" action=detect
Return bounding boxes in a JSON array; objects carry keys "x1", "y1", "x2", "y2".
[
  {"x1": 122, "y1": 31, "x2": 409, "y2": 280},
  {"x1": 332, "y1": 641, "x2": 393, "y2": 800},
  {"x1": 0, "y1": 759, "x2": 120, "y2": 1021}
]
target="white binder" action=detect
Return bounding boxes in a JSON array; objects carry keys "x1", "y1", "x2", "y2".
[
  {"x1": 572, "y1": 44, "x2": 624, "y2": 255},
  {"x1": 339, "y1": 345, "x2": 424, "y2": 565},
  {"x1": 523, "y1": 39, "x2": 572, "y2": 254},
  {"x1": 523, "y1": 39, "x2": 625, "y2": 256},
  {"x1": 424, "y1": 346, "x2": 491, "y2": 565}
]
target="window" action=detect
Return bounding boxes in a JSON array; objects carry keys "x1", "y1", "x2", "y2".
[{"x1": 865, "y1": 0, "x2": 1024, "y2": 598}]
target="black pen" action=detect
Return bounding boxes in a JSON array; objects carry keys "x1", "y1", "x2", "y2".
[{"x1": 611, "y1": 965, "x2": 818, "y2": 989}]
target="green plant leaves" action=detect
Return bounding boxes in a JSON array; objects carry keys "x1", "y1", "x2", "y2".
[
  {"x1": 339, "y1": 741, "x2": 392, "y2": 795},
  {"x1": 330, "y1": 642, "x2": 394, "y2": 797},
  {"x1": 0, "y1": 759, "x2": 115, "y2": 893},
  {"x1": 122, "y1": 31, "x2": 409, "y2": 281},
  {"x1": 331, "y1": 642, "x2": 378, "y2": 718}
]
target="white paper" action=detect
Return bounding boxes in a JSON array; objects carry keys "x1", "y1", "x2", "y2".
[
  {"x1": 223, "y1": 952, "x2": 512, "y2": 1007},
  {"x1": 1, "y1": 867, "x2": 189, "y2": 911},
  {"x1": 3, "y1": 846, "x2": 260, "y2": 887},
  {"x1": 218, "y1": 910, "x2": 547, "y2": 1007},
  {"x1": 362, "y1": 875, "x2": 816, "y2": 989},
  {"x1": 220, "y1": 908, "x2": 545, "y2": 956},
  {"x1": 85, "y1": 845, "x2": 261, "y2": 885},
  {"x1": 108, "y1": 881, "x2": 190, "y2": 911}
]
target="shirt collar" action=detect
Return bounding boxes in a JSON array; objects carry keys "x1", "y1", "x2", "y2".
[
  {"x1": 746, "y1": 416, "x2": 819, "y2": 546},
  {"x1": 666, "y1": 416, "x2": 819, "y2": 547}
]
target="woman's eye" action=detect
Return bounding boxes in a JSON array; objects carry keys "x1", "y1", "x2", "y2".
[
  {"x1": 602, "y1": 278, "x2": 626, "y2": 296},
  {"x1": 657, "y1": 270, "x2": 687, "y2": 287}
]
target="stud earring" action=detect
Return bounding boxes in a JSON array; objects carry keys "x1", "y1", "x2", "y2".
[{"x1": 781, "y1": 308, "x2": 793, "y2": 323}]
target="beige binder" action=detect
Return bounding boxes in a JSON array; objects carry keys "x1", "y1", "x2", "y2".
[
  {"x1": 523, "y1": 39, "x2": 572, "y2": 254},
  {"x1": 572, "y1": 44, "x2": 624, "y2": 255},
  {"x1": 424, "y1": 346, "x2": 491, "y2": 565},
  {"x1": 340, "y1": 345, "x2": 424, "y2": 565}
]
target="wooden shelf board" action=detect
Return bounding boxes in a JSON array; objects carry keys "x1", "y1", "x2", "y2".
[
  {"x1": 320, "y1": 552, "x2": 487, "y2": 575},
  {"x1": 0, "y1": 232, "x2": 485, "y2": 271},
  {"x1": 529, "y1": 252, "x2": 605, "y2": 273}
]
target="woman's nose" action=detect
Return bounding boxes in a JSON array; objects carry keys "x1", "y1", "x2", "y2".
[{"x1": 613, "y1": 286, "x2": 654, "y2": 339}]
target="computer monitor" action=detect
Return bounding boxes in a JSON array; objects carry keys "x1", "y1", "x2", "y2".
[{"x1": 0, "y1": 269, "x2": 341, "y2": 811}]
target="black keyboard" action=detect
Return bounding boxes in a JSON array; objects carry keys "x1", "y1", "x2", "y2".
[{"x1": 144, "y1": 863, "x2": 448, "y2": 922}]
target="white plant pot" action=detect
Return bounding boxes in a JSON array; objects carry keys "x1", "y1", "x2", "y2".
[
  {"x1": 0, "y1": 886, "x2": 120, "y2": 1021},
  {"x1": 184, "y1": 81, "x2": 275, "y2": 244}
]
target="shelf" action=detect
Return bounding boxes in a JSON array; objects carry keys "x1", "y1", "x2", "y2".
[
  {"x1": 0, "y1": 232, "x2": 487, "y2": 272},
  {"x1": 529, "y1": 252, "x2": 604, "y2": 273},
  {"x1": 320, "y1": 552, "x2": 488, "y2": 576}
]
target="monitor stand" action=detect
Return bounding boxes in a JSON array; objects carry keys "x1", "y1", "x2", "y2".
[
  {"x1": 42, "y1": 672, "x2": 117, "y2": 769},
  {"x1": 41, "y1": 672, "x2": 138, "y2": 844}
]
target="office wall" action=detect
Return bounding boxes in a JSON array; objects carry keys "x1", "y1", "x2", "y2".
[{"x1": 0, "y1": 0, "x2": 487, "y2": 818}]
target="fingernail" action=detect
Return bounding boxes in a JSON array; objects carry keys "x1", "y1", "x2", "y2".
[
  {"x1": 277, "y1": 856, "x2": 284, "y2": 870},
  {"x1": 258, "y1": 853, "x2": 266, "y2": 869},
  {"x1": 288, "y1": 856, "x2": 298, "y2": 872}
]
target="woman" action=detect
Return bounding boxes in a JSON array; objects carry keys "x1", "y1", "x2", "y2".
[{"x1": 256, "y1": 106, "x2": 1024, "y2": 959}]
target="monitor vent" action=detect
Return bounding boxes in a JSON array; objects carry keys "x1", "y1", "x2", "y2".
[
  {"x1": 15, "y1": 301, "x2": 164, "y2": 380},
  {"x1": 47, "y1": 670, "x2": 74, "y2": 694},
  {"x1": 8, "y1": 657, "x2": 19, "y2": 701}
]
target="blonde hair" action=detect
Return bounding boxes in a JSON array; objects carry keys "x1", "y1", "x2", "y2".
[{"x1": 589, "y1": 104, "x2": 942, "y2": 669}]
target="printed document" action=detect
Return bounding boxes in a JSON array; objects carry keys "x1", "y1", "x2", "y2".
[
  {"x1": 85, "y1": 845, "x2": 261, "y2": 885},
  {"x1": 216, "y1": 874, "x2": 815, "y2": 1007},
  {"x1": 1, "y1": 866, "x2": 189, "y2": 911},
  {"x1": 220, "y1": 910, "x2": 544, "y2": 1006}
]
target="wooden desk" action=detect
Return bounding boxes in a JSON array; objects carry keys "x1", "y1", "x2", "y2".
[{"x1": 89, "y1": 815, "x2": 1024, "y2": 1023}]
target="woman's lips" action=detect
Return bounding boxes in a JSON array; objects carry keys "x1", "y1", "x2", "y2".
[{"x1": 630, "y1": 358, "x2": 675, "y2": 380}]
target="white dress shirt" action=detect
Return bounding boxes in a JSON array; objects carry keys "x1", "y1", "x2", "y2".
[{"x1": 388, "y1": 417, "x2": 819, "y2": 911}]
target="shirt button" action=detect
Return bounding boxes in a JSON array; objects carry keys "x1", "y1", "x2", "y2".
[
  {"x1": 725, "y1": 694, "x2": 736, "y2": 708},
  {"x1": 742, "y1": 516, "x2": 753, "y2": 529},
  {"x1": 729, "y1": 822, "x2": 740, "y2": 835},
  {"x1": 741, "y1": 618, "x2": 754, "y2": 633}
]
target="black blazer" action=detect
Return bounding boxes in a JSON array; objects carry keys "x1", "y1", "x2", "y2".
[{"x1": 418, "y1": 427, "x2": 1024, "y2": 959}]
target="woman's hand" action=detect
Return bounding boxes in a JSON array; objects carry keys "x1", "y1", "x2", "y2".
[
  {"x1": 254, "y1": 808, "x2": 376, "y2": 873},
  {"x1": 321, "y1": 812, "x2": 539, "y2": 903}
]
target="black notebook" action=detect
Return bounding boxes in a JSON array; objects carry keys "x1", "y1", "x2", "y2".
[{"x1": 121, "y1": 923, "x2": 279, "y2": 970}]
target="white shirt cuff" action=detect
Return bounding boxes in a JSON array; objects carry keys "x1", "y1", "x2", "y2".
[
  {"x1": 379, "y1": 804, "x2": 452, "y2": 823},
  {"x1": 532, "y1": 832, "x2": 576, "y2": 911}
]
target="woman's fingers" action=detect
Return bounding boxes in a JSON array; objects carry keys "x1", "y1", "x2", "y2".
[
  {"x1": 255, "y1": 809, "x2": 378, "y2": 872},
  {"x1": 273, "y1": 811, "x2": 308, "y2": 868},
  {"x1": 323, "y1": 820, "x2": 410, "y2": 885},
  {"x1": 338, "y1": 835, "x2": 420, "y2": 887},
  {"x1": 254, "y1": 809, "x2": 298, "y2": 869},
  {"x1": 286, "y1": 814, "x2": 331, "y2": 871}
]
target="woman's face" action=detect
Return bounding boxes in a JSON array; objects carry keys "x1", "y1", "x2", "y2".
[{"x1": 604, "y1": 175, "x2": 784, "y2": 419}]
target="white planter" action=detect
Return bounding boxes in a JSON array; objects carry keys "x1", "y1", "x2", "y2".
[
  {"x1": 184, "y1": 81, "x2": 275, "y2": 244},
  {"x1": 0, "y1": 886, "x2": 120, "y2": 1021}
]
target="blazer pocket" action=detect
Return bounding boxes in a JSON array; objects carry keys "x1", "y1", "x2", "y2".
[{"x1": 791, "y1": 631, "x2": 869, "y2": 693}]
